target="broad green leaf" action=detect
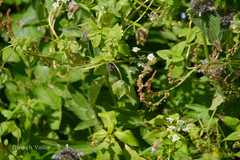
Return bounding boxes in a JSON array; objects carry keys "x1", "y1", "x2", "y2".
[
  {"x1": 112, "y1": 80, "x2": 128, "y2": 98},
  {"x1": 61, "y1": 28, "x2": 83, "y2": 38},
  {"x1": 172, "y1": 41, "x2": 186, "y2": 54},
  {"x1": 100, "y1": 12, "x2": 118, "y2": 26},
  {"x1": 125, "y1": 145, "x2": 145, "y2": 160},
  {"x1": 142, "y1": 130, "x2": 165, "y2": 144},
  {"x1": 1, "y1": 110, "x2": 13, "y2": 120},
  {"x1": 186, "y1": 27, "x2": 200, "y2": 43},
  {"x1": 5, "y1": 82, "x2": 28, "y2": 103},
  {"x1": 96, "y1": 150, "x2": 111, "y2": 160},
  {"x1": 12, "y1": 7, "x2": 45, "y2": 40},
  {"x1": 114, "y1": 130, "x2": 139, "y2": 146},
  {"x1": 111, "y1": 139, "x2": 122, "y2": 155},
  {"x1": 2, "y1": 47, "x2": 20, "y2": 63},
  {"x1": 222, "y1": 116, "x2": 240, "y2": 129},
  {"x1": 208, "y1": 15, "x2": 221, "y2": 42},
  {"x1": 160, "y1": 30, "x2": 178, "y2": 41},
  {"x1": 95, "y1": 140, "x2": 110, "y2": 151},
  {"x1": 157, "y1": 50, "x2": 171, "y2": 61},
  {"x1": 83, "y1": 20, "x2": 102, "y2": 47},
  {"x1": 209, "y1": 92, "x2": 225, "y2": 111},
  {"x1": 89, "y1": 77, "x2": 104, "y2": 105},
  {"x1": 33, "y1": 86, "x2": 62, "y2": 130},
  {"x1": 173, "y1": 144, "x2": 191, "y2": 160},
  {"x1": 235, "y1": 151, "x2": 240, "y2": 158},
  {"x1": 148, "y1": 115, "x2": 164, "y2": 126},
  {"x1": 0, "y1": 121, "x2": 21, "y2": 142},
  {"x1": 193, "y1": 18, "x2": 208, "y2": 36},
  {"x1": 118, "y1": 41, "x2": 130, "y2": 56},
  {"x1": 74, "y1": 119, "x2": 98, "y2": 131},
  {"x1": 171, "y1": 64, "x2": 184, "y2": 78},
  {"x1": 186, "y1": 104, "x2": 210, "y2": 122},
  {"x1": 59, "y1": 66, "x2": 88, "y2": 82},
  {"x1": 98, "y1": 111, "x2": 117, "y2": 133},
  {"x1": 33, "y1": 86, "x2": 61, "y2": 109},
  {"x1": 33, "y1": 65, "x2": 49, "y2": 83},
  {"x1": 65, "y1": 92, "x2": 95, "y2": 121},
  {"x1": 92, "y1": 129, "x2": 108, "y2": 144},
  {"x1": 157, "y1": 42, "x2": 185, "y2": 68},
  {"x1": 102, "y1": 24, "x2": 123, "y2": 43},
  {"x1": 224, "y1": 131, "x2": 240, "y2": 141}
]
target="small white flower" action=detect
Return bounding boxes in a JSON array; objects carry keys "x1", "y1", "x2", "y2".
[
  {"x1": 132, "y1": 47, "x2": 141, "y2": 53},
  {"x1": 137, "y1": 63, "x2": 144, "y2": 68},
  {"x1": 167, "y1": 125, "x2": 176, "y2": 131},
  {"x1": 182, "y1": 127, "x2": 189, "y2": 132},
  {"x1": 151, "y1": 146, "x2": 157, "y2": 153},
  {"x1": 171, "y1": 134, "x2": 180, "y2": 142},
  {"x1": 151, "y1": 141, "x2": 160, "y2": 153},
  {"x1": 147, "y1": 53, "x2": 155, "y2": 61},
  {"x1": 180, "y1": 12, "x2": 187, "y2": 20},
  {"x1": 148, "y1": 12, "x2": 158, "y2": 21},
  {"x1": 52, "y1": 2, "x2": 59, "y2": 9},
  {"x1": 166, "y1": 117, "x2": 174, "y2": 123},
  {"x1": 182, "y1": 124, "x2": 192, "y2": 132},
  {"x1": 177, "y1": 120, "x2": 185, "y2": 126}
]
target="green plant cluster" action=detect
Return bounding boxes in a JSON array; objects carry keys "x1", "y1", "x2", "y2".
[{"x1": 0, "y1": 0, "x2": 240, "y2": 159}]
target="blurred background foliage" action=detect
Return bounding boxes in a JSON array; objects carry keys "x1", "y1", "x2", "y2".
[{"x1": 0, "y1": 0, "x2": 240, "y2": 159}]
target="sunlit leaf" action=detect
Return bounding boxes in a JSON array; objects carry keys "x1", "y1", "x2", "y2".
[
  {"x1": 114, "y1": 130, "x2": 139, "y2": 146},
  {"x1": 98, "y1": 111, "x2": 117, "y2": 133}
]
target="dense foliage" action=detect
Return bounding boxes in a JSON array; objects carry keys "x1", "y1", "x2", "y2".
[{"x1": 0, "y1": 0, "x2": 240, "y2": 159}]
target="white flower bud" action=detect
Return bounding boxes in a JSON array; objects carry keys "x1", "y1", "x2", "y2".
[{"x1": 132, "y1": 47, "x2": 141, "y2": 53}]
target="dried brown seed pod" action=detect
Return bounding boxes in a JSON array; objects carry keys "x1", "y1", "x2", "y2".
[{"x1": 136, "y1": 28, "x2": 148, "y2": 46}]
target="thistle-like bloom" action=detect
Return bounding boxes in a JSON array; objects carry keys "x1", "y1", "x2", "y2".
[
  {"x1": 221, "y1": 13, "x2": 233, "y2": 27},
  {"x1": 190, "y1": 0, "x2": 215, "y2": 16},
  {"x1": 52, "y1": 146, "x2": 84, "y2": 160}
]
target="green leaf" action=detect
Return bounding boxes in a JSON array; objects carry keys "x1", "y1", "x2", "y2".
[
  {"x1": 171, "y1": 64, "x2": 184, "y2": 78},
  {"x1": 59, "y1": 66, "x2": 88, "y2": 82},
  {"x1": 98, "y1": 111, "x2": 117, "y2": 133},
  {"x1": 224, "y1": 131, "x2": 240, "y2": 141},
  {"x1": 65, "y1": 92, "x2": 95, "y2": 121},
  {"x1": 235, "y1": 151, "x2": 240, "y2": 158},
  {"x1": 111, "y1": 139, "x2": 122, "y2": 155},
  {"x1": 209, "y1": 91, "x2": 225, "y2": 111},
  {"x1": 160, "y1": 30, "x2": 178, "y2": 41},
  {"x1": 1, "y1": 110, "x2": 13, "y2": 120},
  {"x1": 157, "y1": 42, "x2": 185, "y2": 68},
  {"x1": 157, "y1": 50, "x2": 171, "y2": 61},
  {"x1": 173, "y1": 144, "x2": 191, "y2": 160},
  {"x1": 222, "y1": 116, "x2": 240, "y2": 129},
  {"x1": 61, "y1": 28, "x2": 83, "y2": 38},
  {"x1": 148, "y1": 115, "x2": 164, "y2": 126},
  {"x1": 0, "y1": 121, "x2": 21, "y2": 142},
  {"x1": 186, "y1": 104, "x2": 210, "y2": 122},
  {"x1": 208, "y1": 15, "x2": 221, "y2": 42},
  {"x1": 83, "y1": 20, "x2": 102, "y2": 47},
  {"x1": 142, "y1": 130, "x2": 165, "y2": 144},
  {"x1": 112, "y1": 80, "x2": 128, "y2": 98},
  {"x1": 114, "y1": 130, "x2": 139, "y2": 146},
  {"x1": 193, "y1": 18, "x2": 208, "y2": 37},
  {"x1": 33, "y1": 86, "x2": 61, "y2": 109},
  {"x1": 33, "y1": 65, "x2": 49, "y2": 82},
  {"x1": 2, "y1": 47, "x2": 20, "y2": 63},
  {"x1": 89, "y1": 77, "x2": 104, "y2": 105},
  {"x1": 12, "y1": 7, "x2": 45, "y2": 40},
  {"x1": 125, "y1": 145, "x2": 145, "y2": 160},
  {"x1": 33, "y1": 86, "x2": 62, "y2": 130},
  {"x1": 92, "y1": 129, "x2": 108, "y2": 144},
  {"x1": 74, "y1": 119, "x2": 98, "y2": 131},
  {"x1": 96, "y1": 150, "x2": 111, "y2": 160},
  {"x1": 102, "y1": 24, "x2": 123, "y2": 43}
]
